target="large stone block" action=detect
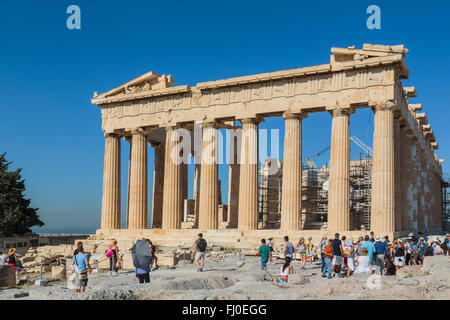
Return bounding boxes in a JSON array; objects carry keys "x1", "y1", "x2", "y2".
[
  {"x1": 51, "y1": 265, "x2": 66, "y2": 280},
  {"x1": 0, "y1": 265, "x2": 16, "y2": 288}
]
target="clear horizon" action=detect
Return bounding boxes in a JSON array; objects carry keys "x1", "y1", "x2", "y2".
[{"x1": 0, "y1": 1, "x2": 448, "y2": 233}]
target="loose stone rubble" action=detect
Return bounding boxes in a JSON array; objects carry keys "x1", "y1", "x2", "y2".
[{"x1": 0, "y1": 249, "x2": 448, "y2": 300}]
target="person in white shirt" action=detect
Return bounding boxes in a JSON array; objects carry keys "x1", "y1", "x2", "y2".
[
  {"x1": 0, "y1": 251, "x2": 6, "y2": 265},
  {"x1": 354, "y1": 248, "x2": 371, "y2": 274}
]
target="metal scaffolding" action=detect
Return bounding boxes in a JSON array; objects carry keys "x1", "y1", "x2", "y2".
[{"x1": 257, "y1": 153, "x2": 373, "y2": 231}]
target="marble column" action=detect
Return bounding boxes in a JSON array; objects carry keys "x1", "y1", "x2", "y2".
[
  {"x1": 400, "y1": 126, "x2": 410, "y2": 231},
  {"x1": 238, "y1": 118, "x2": 259, "y2": 230},
  {"x1": 371, "y1": 102, "x2": 396, "y2": 233},
  {"x1": 394, "y1": 116, "x2": 403, "y2": 231},
  {"x1": 128, "y1": 130, "x2": 148, "y2": 229},
  {"x1": 198, "y1": 122, "x2": 219, "y2": 229},
  {"x1": 101, "y1": 133, "x2": 121, "y2": 229},
  {"x1": 227, "y1": 126, "x2": 240, "y2": 228},
  {"x1": 162, "y1": 127, "x2": 183, "y2": 229},
  {"x1": 151, "y1": 142, "x2": 165, "y2": 228},
  {"x1": 193, "y1": 164, "x2": 201, "y2": 227},
  {"x1": 327, "y1": 108, "x2": 351, "y2": 231},
  {"x1": 125, "y1": 135, "x2": 132, "y2": 228},
  {"x1": 280, "y1": 112, "x2": 306, "y2": 231}
]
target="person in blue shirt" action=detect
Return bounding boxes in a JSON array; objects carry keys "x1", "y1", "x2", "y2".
[
  {"x1": 72, "y1": 248, "x2": 91, "y2": 293},
  {"x1": 360, "y1": 235, "x2": 376, "y2": 265},
  {"x1": 374, "y1": 236, "x2": 387, "y2": 274}
]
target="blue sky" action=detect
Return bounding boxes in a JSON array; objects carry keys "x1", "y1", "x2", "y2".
[{"x1": 0, "y1": 1, "x2": 448, "y2": 233}]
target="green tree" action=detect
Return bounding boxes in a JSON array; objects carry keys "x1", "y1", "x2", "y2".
[{"x1": 0, "y1": 153, "x2": 44, "y2": 236}]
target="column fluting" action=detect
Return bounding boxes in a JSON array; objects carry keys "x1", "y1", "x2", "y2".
[
  {"x1": 280, "y1": 112, "x2": 306, "y2": 231},
  {"x1": 371, "y1": 102, "x2": 396, "y2": 233},
  {"x1": 198, "y1": 122, "x2": 219, "y2": 229},
  {"x1": 161, "y1": 127, "x2": 183, "y2": 229},
  {"x1": 128, "y1": 130, "x2": 148, "y2": 229},
  {"x1": 101, "y1": 133, "x2": 121, "y2": 229},
  {"x1": 238, "y1": 118, "x2": 259, "y2": 230},
  {"x1": 327, "y1": 108, "x2": 351, "y2": 231}
]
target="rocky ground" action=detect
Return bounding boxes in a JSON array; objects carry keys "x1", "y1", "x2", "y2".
[{"x1": 0, "y1": 254, "x2": 448, "y2": 300}]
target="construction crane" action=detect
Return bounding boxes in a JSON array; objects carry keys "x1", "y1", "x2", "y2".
[
  {"x1": 350, "y1": 136, "x2": 373, "y2": 157},
  {"x1": 310, "y1": 145, "x2": 330, "y2": 159}
]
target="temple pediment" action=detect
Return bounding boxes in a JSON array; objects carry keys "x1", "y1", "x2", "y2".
[{"x1": 92, "y1": 71, "x2": 174, "y2": 103}]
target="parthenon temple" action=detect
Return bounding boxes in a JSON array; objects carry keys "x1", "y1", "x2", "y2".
[{"x1": 92, "y1": 44, "x2": 445, "y2": 244}]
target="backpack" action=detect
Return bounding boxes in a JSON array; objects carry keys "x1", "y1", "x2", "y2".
[
  {"x1": 424, "y1": 246, "x2": 434, "y2": 256},
  {"x1": 197, "y1": 238, "x2": 207, "y2": 252}
]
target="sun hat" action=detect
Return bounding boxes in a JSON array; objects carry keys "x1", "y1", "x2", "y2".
[
  {"x1": 8, "y1": 248, "x2": 16, "y2": 255},
  {"x1": 375, "y1": 236, "x2": 381, "y2": 241},
  {"x1": 408, "y1": 232, "x2": 414, "y2": 237},
  {"x1": 419, "y1": 237, "x2": 424, "y2": 240}
]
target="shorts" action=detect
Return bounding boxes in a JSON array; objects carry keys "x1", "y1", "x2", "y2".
[
  {"x1": 299, "y1": 252, "x2": 306, "y2": 256},
  {"x1": 332, "y1": 255, "x2": 342, "y2": 266},
  {"x1": 347, "y1": 257, "x2": 355, "y2": 271},
  {"x1": 261, "y1": 258, "x2": 268, "y2": 269},
  {"x1": 195, "y1": 251, "x2": 205, "y2": 261},
  {"x1": 74, "y1": 272, "x2": 88, "y2": 287}
]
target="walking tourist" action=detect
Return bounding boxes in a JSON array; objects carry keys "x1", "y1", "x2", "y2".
[
  {"x1": 361, "y1": 235, "x2": 376, "y2": 265},
  {"x1": 268, "y1": 238, "x2": 274, "y2": 264},
  {"x1": 321, "y1": 239, "x2": 333, "y2": 279},
  {"x1": 0, "y1": 251, "x2": 5, "y2": 265},
  {"x1": 194, "y1": 233, "x2": 207, "y2": 272},
  {"x1": 132, "y1": 238, "x2": 152, "y2": 284},
  {"x1": 306, "y1": 236, "x2": 314, "y2": 265},
  {"x1": 405, "y1": 237, "x2": 413, "y2": 265},
  {"x1": 106, "y1": 240, "x2": 121, "y2": 277},
  {"x1": 258, "y1": 239, "x2": 270, "y2": 270},
  {"x1": 393, "y1": 240, "x2": 406, "y2": 270},
  {"x1": 374, "y1": 236, "x2": 387, "y2": 274},
  {"x1": 342, "y1": 237, "x2": 355, "y2": 277},
  {"x1": 320, "y1": 236, "x2": 327, "y2": 274},
  {"x1": 331, "y1": 233, "x2": 343, "y2": 276},
  {"x1": 354, "y1": 248, "x2": 371, "y2": 274},
  {"x1": 283, "y1": 236, "x2": 294, "y2": 260},
  {"x1": 72, "y1": 248, "x2": 92, "y2": 293},
  {"x1": 279, "y1": 257, "x2": 293, "y2": 283},
  {"x1": 384, "y1": 243, "x2": 396, "y2": 276},
  {"x1": 416, "y1": 237, "x2": 427, "y2": 264},
  {"x1": 411, "y1": 236, "x2": 419, "y2": 264},
  {"x1": 431, "y1": 237, "x2": 443, "y2": 255},
  {"x1": 148, "y1": 240, "x2": 159, "y2": 270},
  {"x1": 297, "y1": 237, "x2": 307, "y2": 269},
  {"x1": 7, "y1": 248, "x2": 22, "y2": 277}
]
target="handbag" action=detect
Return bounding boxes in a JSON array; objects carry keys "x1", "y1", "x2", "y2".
[
  {"x1": 79, "y1": 270, "x2": 88, "y2": 280},
  {"x1": 105, "y1": 247, "x2": 114, "y2": 258},
  {"x1": 343, "y1": 249, "x2": 352, "y2": 256},
  {"x1": 115, "y1": 260, "x2": 122, "y2": 269}
]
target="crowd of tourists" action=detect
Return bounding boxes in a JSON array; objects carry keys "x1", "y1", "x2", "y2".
[
  {"x1": 0, "y1": 232, "x2": 448, "y2": 291},
  {"x1": 256, "y1": 232, "x2": 450, "y2": 282}
]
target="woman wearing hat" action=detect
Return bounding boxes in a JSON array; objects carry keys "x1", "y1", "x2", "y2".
[{"x1": 7, "y1": 248, "x2": 22, "y2": 277}]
